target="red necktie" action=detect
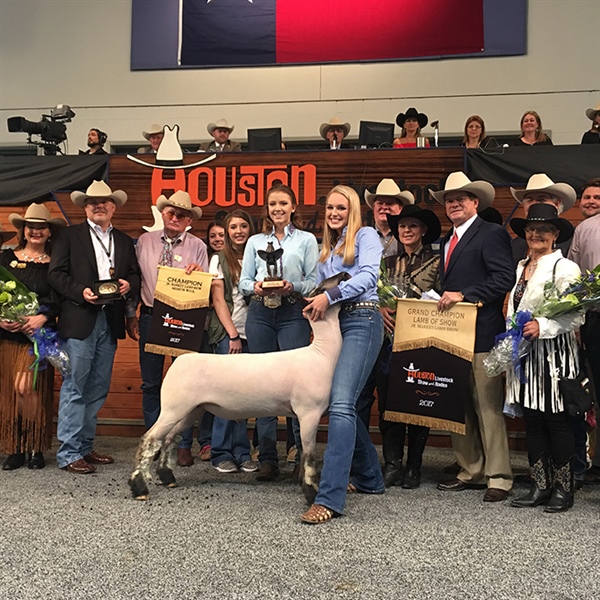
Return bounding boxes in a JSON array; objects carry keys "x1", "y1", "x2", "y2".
[{"x1": 445, "y1": 231, "x2": 459, "y2": 269}]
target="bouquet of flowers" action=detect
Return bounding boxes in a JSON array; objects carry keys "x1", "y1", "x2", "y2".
[
  {"x1": 484, "y1": 264, "x2": 600, "y2": 378},
  {"x1": 377, "y1": 260, "x2": 408, "y2": 310},
  {"x1": 0, "y1": 265, "x2": 70, "y2": 384}
]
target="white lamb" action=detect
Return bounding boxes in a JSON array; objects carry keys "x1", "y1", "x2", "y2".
[{"x1": 129, "y1": 275, "x2": 348, "y2": 503}]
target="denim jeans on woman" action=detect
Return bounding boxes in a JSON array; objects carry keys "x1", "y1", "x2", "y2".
[
  {"x1": 314, "y1": 307, "x2": 385, "y2": 515},
  {"x1": 210, "y1": 336, "x2": 252, "y2": 467},
  {"x1": 244, "y1": 299, "x2": 310, "y2": 465}
]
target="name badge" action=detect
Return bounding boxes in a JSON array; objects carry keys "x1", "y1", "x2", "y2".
[{"x1": 174, "y1": 255, "x2": 182, "y2": 263}]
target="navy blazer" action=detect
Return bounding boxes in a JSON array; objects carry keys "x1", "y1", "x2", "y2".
[
  {"x1": 440, "y1": 217, "x2": 515, "y2": 353},
  {"x1": 48, "y1": 221, "x2": 140, "y2": 341}
]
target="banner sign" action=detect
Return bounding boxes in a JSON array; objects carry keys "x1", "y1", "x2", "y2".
[
  {"x1": 145, "y1": 266, "x2": 214, "y2": 357},
  {"x1": 384, "y1": 298, "x2": 478, "y2": 435}
]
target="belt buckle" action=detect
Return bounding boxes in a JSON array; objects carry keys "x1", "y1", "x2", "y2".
[{"x1": 263, "y1": 295, "x2": 282, "y2": 309}]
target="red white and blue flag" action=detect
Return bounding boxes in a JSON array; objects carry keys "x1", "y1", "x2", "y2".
[{"x1": 179, "y1": 0, "x2": 484, "y2": 67}]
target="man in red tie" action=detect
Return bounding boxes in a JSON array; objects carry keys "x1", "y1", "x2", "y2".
[{"x1": 430, "y1": 172, "x2": 515, "y2": 502}]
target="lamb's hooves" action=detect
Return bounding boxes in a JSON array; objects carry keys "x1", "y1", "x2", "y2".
[
  {"x1": 157, "y1": 466, "x2": 177, "y2": 488},
  {"x1": 302, "y1": 482, "x2": 318, "y2": 506},
  {"x1": 129, "y1": 472, "x2": 149, "y2": 500}
]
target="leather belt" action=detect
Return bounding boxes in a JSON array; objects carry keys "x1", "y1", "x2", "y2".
[
  {"x1": 341, "y1": 301, "x2": 380, "y2": 313},
  {"x1": 250, "y1": 294, "x2": 299, "y2": 306},
  {"x1": 140, "y1": 305, "x2": 153, "y2": 315}
]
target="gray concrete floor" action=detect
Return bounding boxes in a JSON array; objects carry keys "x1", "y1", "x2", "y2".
[{"x1": 0, "y1": 437, "x2": 598, "y2": 600}]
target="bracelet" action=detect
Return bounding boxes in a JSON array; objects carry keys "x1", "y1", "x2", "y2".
[{"x1": 230, "y1": 335, "x2": 240, "y2": 342}]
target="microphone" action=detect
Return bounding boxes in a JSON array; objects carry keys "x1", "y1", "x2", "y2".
[{"x1": 431, "y1": 120, "x2": 439, "y2": 147}]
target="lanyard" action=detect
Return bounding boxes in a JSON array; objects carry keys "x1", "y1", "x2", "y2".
[{"x1": 89, "y1": 225, "x2": 115, "y2": 277}]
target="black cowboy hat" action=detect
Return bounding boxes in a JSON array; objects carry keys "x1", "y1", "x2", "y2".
[
  {"x1": 510, "y1": 203, "x2": 574, "y2": 244},
  {"x1": 478, "y1": 206, "x2": 503, "y2": 226},
  {"x1": 387, "y1": 204, "x2": 441, "y2": 246},
  {"x1": 396, "y1": 107, "x2": 428, "y2": 129}
]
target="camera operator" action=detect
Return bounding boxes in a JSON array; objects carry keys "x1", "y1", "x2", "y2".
[{"x1": 79, "y1": 128, "x2": 108, "y2": 155}]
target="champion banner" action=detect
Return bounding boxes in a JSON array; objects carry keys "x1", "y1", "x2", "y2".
[
  {"x1": 180, "y1": 0, "x2": 484, "y2": 67},
  {"x1": 145, "y1": 266, "x2": 215, "y2": 357},
  {"x1": 384, "y1": 299, "x2": 478, "y2": 435}
]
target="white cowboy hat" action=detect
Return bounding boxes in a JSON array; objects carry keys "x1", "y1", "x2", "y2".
[
  {"x1": 156, "y1": 190, "x2": 203, "y2": 220},
  {"x1": 142, "y1": 124, "x2": 164, "y2": 140},
  {"x1": 8, "y1": 203, "x2": 67, "y2": 229},
  {"x1": 585, "y1": 103, "x2": 600, "y2": 121},
  {"x1": 0, "y1": 223, "x2": 17, "y2": 244},
  {"x1": 207, "y1": 119, "x2": 235, "y2": 135},
  {"x1": 70, "y1": 180, "x2": 128, "y2": 208},
  {"x1": 319, "y1": 117, "x2": 351, "y2": 140},
  {"x1": 510, "y1": 173, "x2": 576, "y2": 211},
  {"x1": 364, "y1": 179, "x2": 415, "y2": 208},
  {"x1": 429, "y1": 171, "x2": 495, "y2": 210}
]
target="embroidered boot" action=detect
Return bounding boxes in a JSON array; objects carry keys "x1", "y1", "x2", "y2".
[
  {"x1": 511, "y1": 453, "x2": 551, "y2": 508},
  {"x1": 381, "y1": 427, "x2": 403, "y2": 487},
  {"x1": 544, "y1": 458, "x2": 574, "y2": 513}
]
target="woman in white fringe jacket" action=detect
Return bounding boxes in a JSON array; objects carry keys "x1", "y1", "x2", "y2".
[{"x1": 505, "y1": 204, "x2": 584, "y2": 513}]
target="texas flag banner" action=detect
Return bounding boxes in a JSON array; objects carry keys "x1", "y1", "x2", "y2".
[{"x1": 180, "y1": 0, "x2": 484, "y2": 67}]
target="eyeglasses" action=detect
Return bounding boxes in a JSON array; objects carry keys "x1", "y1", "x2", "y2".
[
  {"x1": 524, "y1": 225, "x2": 556, "y2": 234},
  {"x1": 164, "y1": 208, "x2": 191, "y2": 221}
]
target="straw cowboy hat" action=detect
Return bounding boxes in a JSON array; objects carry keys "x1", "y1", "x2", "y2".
[
  {"x1": 396, "y1": 107, "x2": 428, "y2": 129},
  {"x1": 319, "y1": 117, "x2": 351, "y2": 140},
  {"x1": 364, "y1": 179, "x2": 415, "y2": 208},
  {"x1": 207, "y1": 119, "x2": 235, "y2": 135},
  {"x1": 70, "y1": 180, "x2": 128, "y2": 208},
  {"x1": 0, "y1": 223, "x2": 16, "y2": 244},
  {"x1": 585, "y1": 103, "x2": 600, "y2": 121},
  {"x1": 156, "y1": 190, "x2": 203, "y2": 220},
  {"x1": 387, "y1": 204, "x2": 441, "y2": 246},
  {"x1": 510, "y1": 203, "x2": 574, "y2": 245},
  {"x1": 510, "y1": 174, "x2": 576, "y2": 211},
  {"x1": 429, "y1": 171, "x2": 495, "y2": 210},
  {"x1": 143, "y1": 124, "x2": 165, "y2": 140},
  {"x1": 8, "y1": 203, "x2": 67, "y2": 229}
]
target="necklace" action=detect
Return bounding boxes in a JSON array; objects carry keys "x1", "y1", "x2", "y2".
[{"x1": 20, "y1": 249, "x2": 48, "y2": 262}]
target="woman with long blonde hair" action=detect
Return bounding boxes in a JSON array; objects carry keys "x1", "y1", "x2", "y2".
[{"x1": 301, "y1": 185, "x2": 385, "y2": 524}]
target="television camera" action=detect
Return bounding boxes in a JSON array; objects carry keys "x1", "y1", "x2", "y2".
[{"x1": 7, "y1": 104, "x2": 75, "y2": 155}]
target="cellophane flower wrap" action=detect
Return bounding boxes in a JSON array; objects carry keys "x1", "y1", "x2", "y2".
[
  {"x1": 484, "y1": 264, "x2": 600, "y2": 378},
  {"x1": 377, "y1": 259, "x2": 408, "y2": 311},
  {"x1": 0, "y1": 265, "x2": 70, "y2": 382}
]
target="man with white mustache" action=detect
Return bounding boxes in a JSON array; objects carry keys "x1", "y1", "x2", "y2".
[{"x1": 49, "y1": 180, "x2": 140, "y2": 475}]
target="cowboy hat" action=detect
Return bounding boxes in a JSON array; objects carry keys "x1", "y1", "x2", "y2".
[
  {"x1": 585, "y1": 103, "x2": 600, "y2": 121},
  {"x1": 0, "y1": 223, "x2": 16, "y2": 245},
  {"x1": 319, "y1": 117, "x2": 351, "y2": 140},
  {"x1": 387, "y1": 204, "x2": 441, "y2": 246},
  {"x1": 510, "y1": 174, "x2": 576, "y2": 211},
  {"x1": 143, "y1": 124, "x2": 164, "y2": 140},
  {"x1": 429, "y1": 171, "x2": 495, "y2": 210},
  {"x1": 510, "y1": 203, "x2": 574, "y2": 244},
  {"x1": 70, "y1": 180, "x2": 128, "y2": 208},
  {"x1": 477, "y1": 206, "x2": 503, "y2": 226},
  {"x1": 207, "y1": 119, "x2": 235, "y2": 136},
  {"x1": 156, "y1": 190, "x2": 203, "y2": 220},
  {"x1": 364, "y1": 179, "x2": 415, "y2": 208},
  {"x1": 8, "y1": 203, "x2": 67, "y2": 229},
  {"x1": 396, "y1": 108, "x2": 428, "y2": 129}
]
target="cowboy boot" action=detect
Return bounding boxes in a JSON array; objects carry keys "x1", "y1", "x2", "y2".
[
  {"x1": 402, "y1": 426, "x2": 429, "y2": 489},
  {"x1": 511, "y1": 453, "x2": 552, "y2": 508},
  {"x1": 544, "y1": 458, "x2": 574, "y2": 513},
  {"x1": 381, "y1": 425, "x2": 404, "y2": 487}
]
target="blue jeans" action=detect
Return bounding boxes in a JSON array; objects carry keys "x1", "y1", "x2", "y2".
[
  {"x1": 211, "y1": 336, "x2": 251, "y2": 466},
  {"x1": 315, "y1": 307, "x2": 385, "y2": 515},
  {"x1": 56, "y1": 311, "x2": 117, "y2": 468},
  {"x1": 139, "y1": 313, "x2": 212, "y2": 449},
  {"x1": 245, "y1": 299, "x2": 310, "y2": 465}
]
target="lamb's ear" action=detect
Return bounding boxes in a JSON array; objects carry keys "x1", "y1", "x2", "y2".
[{"x1": 308, "y1": 271, "x2": 352, "y2": 298}]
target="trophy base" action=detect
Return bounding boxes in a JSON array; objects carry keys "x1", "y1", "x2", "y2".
[
  {"x1": 93, "y1": 279, "x2": 121, "y2": 304},
  {"x1": 262, "y1": 279, "x2": 285, "y2": 290}
]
